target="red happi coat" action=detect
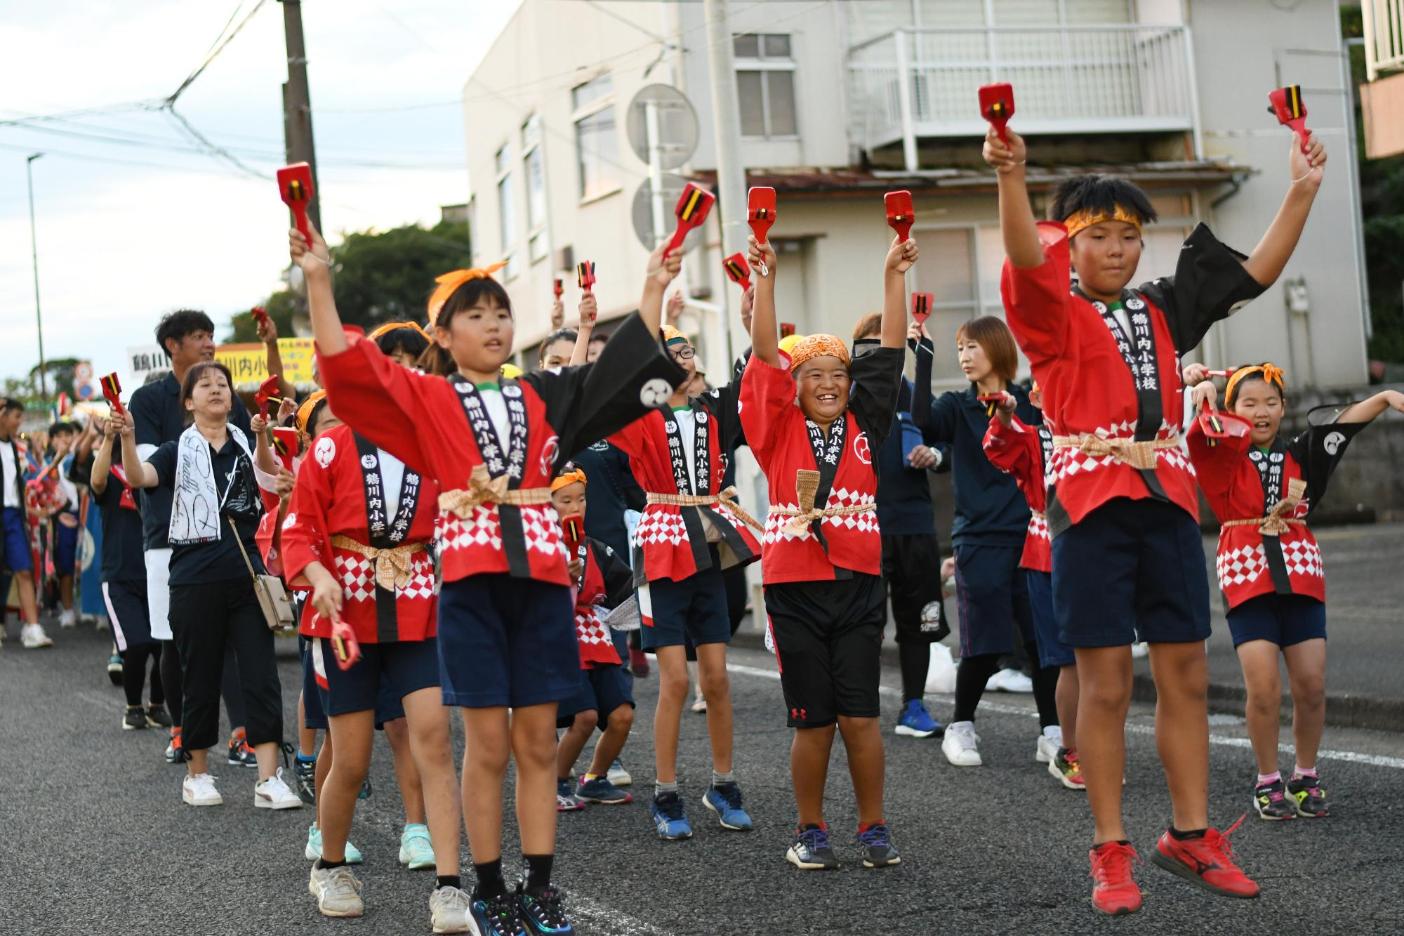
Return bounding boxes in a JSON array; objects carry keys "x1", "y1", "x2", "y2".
[
  {"x1": 282, "y1": 424, "x2": 439, "y2": 644},
  {"x1": 1000, "y1": 222, "x2": 1266, "y2": 533},
  {"x1": 739, "y1": 347, "x2": 903, "y2": 585},
  {"x1": 1187, "y1": 409, "x2": 1364, "y2": 610},
  {"x1": 567, "y1": 535, "x2": 634, "y2": 669},
  {"x1": 982, "y1": 415, "x2": 1053, "y2": 573},
  {"x1": 609, "y1": 386, "x2": 760, "y2": 584},
  {"x1": 318, "y1": 313, "x2": 684, "y2": 589}
]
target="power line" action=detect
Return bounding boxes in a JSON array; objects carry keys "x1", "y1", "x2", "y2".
[{"x1": 165, "y1": 0, "x2": 270, "y2": 107}]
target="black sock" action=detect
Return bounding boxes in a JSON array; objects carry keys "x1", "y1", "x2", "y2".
[
  {"x1": 897, "y1": 639, "x2": 929, "y2": 703},
  {"x1": 474, "y1": 859, "x2": 505, "y2": 898},
  {"x1": 1094, "y1": 840, "x2": 1133, "y2": 850},
  {"x1": 524, "y1": 854, "x2": 554, "y2": 894},
  {"x1": 1169, "y1": 827, "x2": 1207, "y2": 840},
  {"x1": 952, "y1": 653, "x2": 1001, "y2": 722},
  {"x1": 1027, "y1": 642, "x2": 1059, "y2": 730},
  {"x1": 315, "y1": 858, "x2": 347, "y2": 870},
  {"x1": 436, "y1": 874, "x2": 461, "y2": 891}
]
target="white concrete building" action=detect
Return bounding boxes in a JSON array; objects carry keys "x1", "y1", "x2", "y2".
[{"x1": 463, "y1": 0, "x2": 1369, "y2": 389}]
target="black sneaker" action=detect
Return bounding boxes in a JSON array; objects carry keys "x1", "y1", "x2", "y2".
[
  {"x1": 164, "y1": 732, "x2": 187, "y2": 764},
  {"x1": 122, "y1": 706, "x2": 149, "y2": 731},
  {"x1": 1253, "y1": 777, "x2": 1297, "y2": 821},
  {"x1": 227, "y1": 738, "x2": 258, "y2": 767},
  {"x1": 1288, "y1": 773, "x2": 1329, "y2": 818},
  {"x1": 857, "y1": 823, "x2": 901, "y2": 868},
  {"x1": 358, "y1": 776, "x2": 373, "y2": 800},
  {"x1": 515, "y1": 881, "x2": 574, "y2": 935},
  {"x1": 468, "y1": 888, "x2": 528, "y2": 936},
  {"x1": 107, "y1": 652, "x2": 123, "y2": 686},
  {"x1": 295, "y1": 756, "x2": 317, "y2": 805},
  {"x1": 785, "y1": 824, "x2": 839, "y2": 871},
  {"x1": 145, "y1": 704, "x2": 172, "y2": 729}
]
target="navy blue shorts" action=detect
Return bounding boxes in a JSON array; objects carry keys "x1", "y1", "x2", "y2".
[
  {"x1": 556, "y1": 664, "x2": 635, "y2": 729},
  {"x1": 1227, "y1": 593, "x2": 1326, "y2": 648},
  {"x1": 641, "y1": 564, "x2": 732, "y2": 651},
  {"x1": 1025, "y1": 570, "x2": 1075, "y2": 668},
  {"x1": 104, "y1": 579, "x2": 155, "y2": 651},
  {"x1": 54, "y1": 519, "x2": 79, "y2": 575},
  {"x1": 1, "y1": 507, "x2": 32, "y2": 574},
  {"x1": 318, "y1": 637, "x2": 439, "y2": 718},
  {"x1": 300, "y1": 637, "x2": 329, "y2": 730},
  {"x1": 1052, "y1": 498, "x2": 1210, "y2": 647},
  {"x1": 953, "y1": 543, "x2": 1032, "y2": 658},
  {"x1": 437, "y1": 574, "x2": 579, "y2": 709}
]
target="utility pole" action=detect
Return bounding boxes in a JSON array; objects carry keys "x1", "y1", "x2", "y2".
[
  {"x1": 26, "y1": 153, "x2": 47, "y2": 401},
  {"x1": 703, "y1": 0, "x2": 747, "y2": 366},
  {"x1": 280, "y1": 0, "x2": 321, "y2": 232}
]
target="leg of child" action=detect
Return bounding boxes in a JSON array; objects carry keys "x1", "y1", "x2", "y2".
[
  {"x1": 1075, "y1": 645, "x2": 1133, "y2": 842},
  {"x1": 1236, "y1": 640, "x2": 1283, "y2": 776},
  {"x1": 315, "y1": 730, "x2": 334, "y2": 828},
  {"x1": 320, "y1": 710, "x2": 374, "y2": 863},
  {"x1": 952, "y1": 653, "x2": 1001, "y2": 722},
  {"x1": 653, "y1": 646, "x2": 689, "y2": 783},
  {"x1": 837, "y1": 716, "x2": 885, "y2": 826},
  {"x1": 59, "y1": 574, "x2": 74, "y2": 614},
  {"x1": 1026, "y1": 640, "x2": 1060, "y2": 730},
  {"x1": 586, "y1": 705, "x2": 635, "y2": 778},
  {"x1": 401, "y1": 687, "x2": 462, "y2": 879},
  {"x1": 791, "y1": 725, "x2": 836, "y2": 827},
  {"x1": 384, "y1": 717, "x2": 426, "y2": 826},
  {"x1": 1056, "y1": 664, "x2": 1079, "y2": 751},
  {"x1": 511, "y1": 703, "x2": 562, "y2": 883},
  {"x1": 14, "y1": 570, "x2": 39, "y2": 625},
  {"x1": 1282, "y1": 638, "x2": 1326, "y2": 772},
  {"x1": 695, "y1": 642, "x2": 734, "y2": 775},
  {"x1": 557, "y1": 709, "x2": 599, "y2": 781},
  {"x1": 461, "y1": 707, "x2": 511, "y2": 867},
  {"x1": 1148, "y1": 641, "x2": 1211, "y2": 832},
  {"x1": 298, "y1": 692, "x2": 318, "y2": 758}
]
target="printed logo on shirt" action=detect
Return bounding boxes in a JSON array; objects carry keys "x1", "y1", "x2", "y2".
[
  {"x1": 589, "y1": 440, "x2": 609, "y2": 452},
  {"x1": 360, "y1": 454, "x2": 378, "y2": 470},
  {"x1": 503, "y1": 384, "x2": 523, "y2": 398},
  {"x1": 1323, "y1": 431, "x2": 1345, "y2": 456},
  {"x1": 1126, "y1": 296, "x2": 1145, "y2": 311},
  {"x1": 696, "y1": 410, "x2": 708, "y2": 424},
  {"x1": 640, "y1": 378, "x2": 671, "y2": 407},
  {"x1": 315, "y1": 436, "x2": 337, "y2": 468},
  {"x1": 665, "y1": 419, "x2": 679, "y2": 435},
  {"x1": 853, "y1": 432, "x2": 872, "y2": 465},
  {"x1": 539, "y1": 435, "x2": 560, "y2": 477}
]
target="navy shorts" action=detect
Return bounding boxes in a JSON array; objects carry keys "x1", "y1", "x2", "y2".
[
  {"x1": 1226, "y1": 593, "x2": 1326, "y2": 649},
  {"x1": 556, "y1": 664, "x2": 636, "y2": 729},
  {"x1": 103, "y1": 579, "x2": 155, "y2": 651},
  {"x1": 54, "y1": 519, "x2": 79, "y2": 575},
  {"x1": 1, "y1": 507, "x2": 32, "y2": 574},
  {"x1": 318, "y1": 637, "x2": 439, "y2": 718},
  {"x1": 299, "y1": 637, "x2": 329, "y2": 730},
  {"x1": 641, "y1": 564, "x2": 732, "y2": 651},
  {"x1": 1025, "y1": 570, "x2": 1075, "y2": 668},
  {"x1": 437, "y1": 574, "x2": 579, "y2": 709},
  {"x1": 954, "y1": 543, "x2": 1033, "y2": 658},
  {"x1": 1052, "y1": 498, "x2": 1211, "y2": 647}
]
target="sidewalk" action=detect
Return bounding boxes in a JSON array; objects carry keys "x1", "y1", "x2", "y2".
[{"x1": 732, "y1": 521, "x2": 1404, "y2": 732}]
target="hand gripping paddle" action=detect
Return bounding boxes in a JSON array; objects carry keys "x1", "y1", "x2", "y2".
[
  {"x1": 576, "y1": 261, "x2": 596, "y2": 293},
  {"x1": 1268, "y1": 85, "x2": 1311, "y2": 154},
  {"x1": 747, "y1": 186, "x2": 776, "y2": 277},
  {"x1": 978, "y1": 83, "x2": 1015, "y2": 144},
  {"x1": 100, "y1": 372, "x2": 124, "y2": 416}
]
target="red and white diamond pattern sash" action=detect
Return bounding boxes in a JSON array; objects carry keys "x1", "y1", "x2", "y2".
[
  {"x1": 763, "y1": 487, "x2": 879, "y2": 545},
  {"x1": 437, "y1": 503, "x2": 565, "y2": 560},
  {"x1": 1048, "y1": 419, "x2": 1194, "y2": 485},
  {"x1": 575, "y1": 607, "x2": 614, "y2": 648},
  {"x1": 1215, "y1": 534, "x2": 1323, "y2": 590},
  {"x1": 332, "y1": 547, "x2": 436, "y2": 604}
]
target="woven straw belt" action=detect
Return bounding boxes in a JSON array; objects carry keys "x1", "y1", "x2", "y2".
[
  {"x1": 645, "y1": 487, "x2": 764, "y2": 533},
  {"x1": 438, "y1": 463, "x2": 554, "y2": 519},
  {"x1": 769, "y1": 468, "x2": 875, "y2": 537},
  {"x1": 1219, "y1": 478, "x2": 1308, "y2": 536},
  {"x1": 329, "y1": 535, "x2": 427, "y2": 591},
  {"x1": 1051, "y1": 433, "x2": 1181, "y2": 471}
]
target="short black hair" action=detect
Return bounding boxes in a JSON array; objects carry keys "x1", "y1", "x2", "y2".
[
  {"x1": 588, "y1": 332, "x2": 608, "y2": 346},
  {"x1": 156, "y1": 309, "x2": 216, "y2": 359},
  {"x1": 374, "y1": 326, "x2": 429, "y2": 361},
  {"x1": 179, "y1": 360, "x2": 233, "y2": 406},
  {"x1": 1, "y1": 397, "x2": 23, "y2": 415},
  {"x1": 1049, "y1": 175, "x2": 1158, "y2": 228},
  {"x1": 48, "y1": 421, "x2": 79, "y2": 436},
  {"x1": 538, "y1": 328, "x2": 578, "y2": 365}
]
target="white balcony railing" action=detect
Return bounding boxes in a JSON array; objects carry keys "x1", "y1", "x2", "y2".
[
  {"x1": 1363, "y1": 0, "x2": 1404, "y2": 80},
  {"x1": 848, "y1": 25, "x2": 1200, "y2": 169}
]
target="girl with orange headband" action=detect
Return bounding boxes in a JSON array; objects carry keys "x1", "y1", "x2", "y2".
[
  {"x1": 1185, "y1": 362, "x2": 1404, "y2": 824},
  {"x1": 742, "y1": 228, "x2": 914, "y2": 872},
  {"x1": 986, "y1": 103, "x2": 1326, "y2": 914},
  {"x1": 291, "y1": 221, "x2": 683, "y2": 936}
]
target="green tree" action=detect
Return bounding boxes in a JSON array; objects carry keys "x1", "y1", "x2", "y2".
[
  {"x1": 328, "y1": 221, "x2": 473, "y2": 329},
  {"x1": 228, "y1": 290, "x2": 300, "y2": 343}
]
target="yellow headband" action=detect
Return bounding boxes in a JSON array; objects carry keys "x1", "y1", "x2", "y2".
[
  {"x1": 777, "y1": 333, "x2": 806, "y2": 357},
  {"x1": 1225, "y1": 363, "x2": 1286, "y2": 406},
  {"x1": 1063, "y1": 205, "x2": 1143, "y2": 241},
  {"x1": 501, "y1": 363, "x2": 523, "y2": 379},
  {"x1": 426, "y1": 262, "x2": 508, "y2": 326},
  {"x1": 368, "y1": 321, "x2": 430, "y2": 343},
  {"x1": 787, "y1": 334, "x2": 851, "y2": 373},
  {"x1": 551, "y1": 467, "x2": 587, "y2": 493},
  {"x1": 296, "y1": 390, "x2": 328, "y2": 436}
]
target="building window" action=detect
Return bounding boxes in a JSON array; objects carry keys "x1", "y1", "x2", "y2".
[
  {"x1": 495, "y1": 144, "x2": 518, "y2": 280},
  {"x1": 572, "y1": 74, "x2": 620, "y2": 201},
  {"x1": 521, "y1": 115, "x2": 549, "y2": 264},
  {"x1": 734, "y1": 33, "x2": 797, "y2": 139}
]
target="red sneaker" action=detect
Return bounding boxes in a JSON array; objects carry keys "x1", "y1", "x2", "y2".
[
  {"x1": 1151, "y1": 819, "x2": 1260, "y2": 898},
  {"x1": 1089, "y1": 841, "x2": 1142, "y2": 915}
]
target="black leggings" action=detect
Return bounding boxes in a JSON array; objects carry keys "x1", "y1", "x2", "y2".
[
  {"x1": 122, "y1": 643, "x2": 164, "y2": 708},
  {"x1": 169, "y1": 579, "x2": 283, "y2": 752},
  {"x1": 952, "y1": 645, "x2": 1059, "y2": 728},
  {"x1": 160, "y1": 639, "x2": 248, "y2": 731}
]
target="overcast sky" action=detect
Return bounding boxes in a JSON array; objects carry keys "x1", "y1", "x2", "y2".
[{"x1": 0, "y1": 0, "x2": 521, "y2": 387}]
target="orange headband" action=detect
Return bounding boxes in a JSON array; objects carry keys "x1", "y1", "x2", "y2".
[
  {"x1": 426, "y1": 262, "x2": 507, "y2": 326},
  {"x1": 296, "y1": 390, "x2": 327, "y2": 436},
  {"x1": 662, "y1": 325, "x2": 688, "y2": 345},
  {"x1": 1063, "y1": 205, "x2": 1143, "y2": 240},
  {"x1": 551, "y1": 467, "x2": 587, "y2": 493},
  {"x1": 368, "y1": 321, "x2": 430, "y2": 343},
  {"x1": 787, "y1": 334, "x2": 851, "y2": 373},
  {"x1": 1225, "y1": 363, "x2": 1286, "y2": 406}
]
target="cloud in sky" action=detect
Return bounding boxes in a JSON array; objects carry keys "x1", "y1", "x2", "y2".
[{"x1": 0, "y1": 0, "x2": 520, "y2": 386}]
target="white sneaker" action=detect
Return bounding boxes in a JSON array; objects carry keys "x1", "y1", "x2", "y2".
[
  {"x1": 941, "y1": 721, "x2": 982, "y2": 767},
  {"x1": 20, "y1": 623, "x2": 53, "y2": 649},
  {"x1": 182, "y1": 772, "x2": 223, "y2": 806},
  {"x1": 607, "y1": 758, "x2": 632, "y2": 787},
  {"x1": 254, "y1": 768, "x2": 303, "y2": 810},
  {"x1": 306, "y1": 824, "x2": 364, "y2": 863},
  {"x1": 1131, "y1": 641, "x2": 1149, "y2": 659},
  {"x1": 95, "y1": 615, "x2": 110, "y2": 632},
  {"x1": 308, "y1": 864, "x2": 364, "y2": 918},
  {"x1": 429, "y1": 885, "x2": 472, "y2": 934},
  {"x1": 985, "y1": 667, "x2": 1033, "y2": 693},
  {"x1": 690, "y1": 695, "x2": 708, "y2": 714},
  {"x1": 58, "y1": 609, "x2": 77, "y2": 628},
  {"x1": 1036, "y1": 725, "x2": 1062, "y2": 763}
]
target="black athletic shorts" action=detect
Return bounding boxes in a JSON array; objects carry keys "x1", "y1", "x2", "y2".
[
  {"x1": 880, "y1": 533, "x2": 948, "y2": 643},
  {"x1": 765, "y1": 573, "x2": 884, "y2": 728}
]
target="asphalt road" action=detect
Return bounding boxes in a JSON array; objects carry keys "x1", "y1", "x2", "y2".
[{"x1": 1, "y1": 627, "x2": 1402, "y2": 936}]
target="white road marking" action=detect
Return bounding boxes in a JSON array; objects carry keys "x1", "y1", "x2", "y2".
[
  {"x1": 726, "y1": 662, "x2": 1404, "y2": 771},
  {"x1": 571, "y1": 897, "x2": 677, "y2": 936}
]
